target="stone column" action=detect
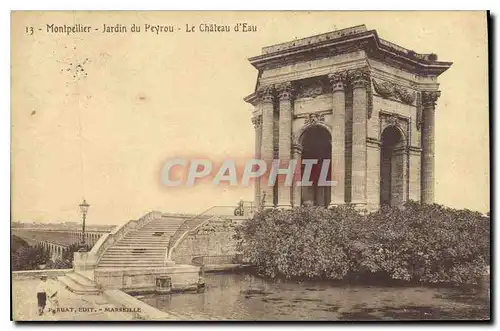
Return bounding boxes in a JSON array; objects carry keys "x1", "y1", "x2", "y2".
[
  {"x1": 421, "y1": 91, "x2": 440, "y2": 204},
  {"x1": 348, "y1": 68, "x2": 370, "y2": 207},
  {"x1": 277, "y1": 82, "x2": 294, "y2": 208},
  {"x1": 292, "y1": 143, "x2": 302, "y2": 207},
  {"x1": 252, "y1": 115, "x2": 262, "y2": 208},
  {"x1": 258, "y1": 85, "x2": 275, "y2": 208},
  {"x1": 328, "y1": 71, "x2": 347, "y2": 206}
]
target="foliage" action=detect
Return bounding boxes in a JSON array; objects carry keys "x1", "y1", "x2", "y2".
[
  {"x1": 12, "y1": 244, "x2": 50, "y2": 271},
  {"x1": 11, "y1": 235, "x2": 29, "y2": 254},
  {"x1": 235, "y1": 201, "x2": 490, "y2": 285},
  {"x1": 12, "y1": 241, "x2": 85, "y2": 270}
]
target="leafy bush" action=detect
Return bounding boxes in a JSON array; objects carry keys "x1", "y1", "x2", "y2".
[
  {"x1": 12, "y1": 242, "x2": 84, "y2": 270},
  {"x1": 12, "y1": 244, "x2": 50, "y2": 271},
  {"x1": 235, "y1": 201, "x2": 490, "y2": 285},
  {"x1": 360, "y1": 202, "x2": 490, "y2": 285}
]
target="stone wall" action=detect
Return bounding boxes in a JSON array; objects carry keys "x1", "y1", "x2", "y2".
[
  {"x1": 172, "y1": 217, "x2": 240, "y2": 265},
  {"x1": 12, "y1": 268, "x2": 72, "y2": 280}
]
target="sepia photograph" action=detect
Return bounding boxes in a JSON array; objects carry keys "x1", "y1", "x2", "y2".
[{"x1": 10, "y1": 11, "x2": 490, "y2": 321}]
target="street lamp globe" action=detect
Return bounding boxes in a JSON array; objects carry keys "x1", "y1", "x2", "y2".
[
  {"x1": 78, "y1": 199, "x2": 90, "y2": 252},
  {"x1": 79, "y1": 199, "x2": 90, "y2": 215}
]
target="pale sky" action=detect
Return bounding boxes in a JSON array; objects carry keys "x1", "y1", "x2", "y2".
[{"x1": 11, "y1": 11, "x2": 489, "y2": 224}]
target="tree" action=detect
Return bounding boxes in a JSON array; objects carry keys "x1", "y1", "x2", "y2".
[{"x1": 12, "y1": 244, "x2": 50, "y2": 271}]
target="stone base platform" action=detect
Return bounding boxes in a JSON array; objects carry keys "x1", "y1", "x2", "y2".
[{"x1": 94, "y1": 265, "x2": 201, "y2": 294}]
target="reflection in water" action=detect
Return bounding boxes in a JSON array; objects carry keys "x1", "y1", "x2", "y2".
[{"x1": 139, "y1": 273, "x2": 490, "y2": 321}]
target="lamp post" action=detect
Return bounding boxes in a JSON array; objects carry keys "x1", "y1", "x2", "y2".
[{"x1": 78, "y1": 199, "x2": 90, "y2": 252}]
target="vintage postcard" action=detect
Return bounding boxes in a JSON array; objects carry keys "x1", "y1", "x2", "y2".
[{"x1": 11, "y1": 11, "x2": 490, "y2": 321}]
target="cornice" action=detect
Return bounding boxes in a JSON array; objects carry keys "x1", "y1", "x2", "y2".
[{"x1": 249, "y1": 29, "x2": 452, "y2": 77}]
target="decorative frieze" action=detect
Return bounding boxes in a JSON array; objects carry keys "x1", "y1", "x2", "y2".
[
  {"x1": 394, "y1": 85, "x2": 416, "y2": 105},
  {"x1": 372, "y1": 78, "x2": 395, "y2": 98},
  {"x1": 304, "y1": 112, "x2": 326, "y2": 126},
  {"x1": 295, "y1": 80, "x2": 330, "y2": 99},
  {"x1": 372, "y1": 78, "x2": 416, "y2": 105}
]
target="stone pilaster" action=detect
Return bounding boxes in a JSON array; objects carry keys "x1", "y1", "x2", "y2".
[
  {"x1": 366, "y1": 138, "x2": 380, "y2": 210},
  {"x1": 292, "y1": 143, "x2": 302, "y2": 207},
  {"x1": 258, "y1": 85, "x2": 275, "y2": 208},
  {"x1": 348, "y1": 68, "x2": 370, "y2": 207},
  {"x1": 252, "y1": 115, "x2": 262, "y2": 209},
  {"x1": 421, "y1": 91, "x2": 440, "y2": 204},
  {"x1": 276, "y1": 82, "x2": 294, "y2": 208},
  {"x1": 409, "y1": 146, "x2": 421, "y2": 202},
  {"x1": 328, "y1": 71, "x2": 347, "y2": 206}
]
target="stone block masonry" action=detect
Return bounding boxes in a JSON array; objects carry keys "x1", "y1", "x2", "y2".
[
  {"x1": 172, "y1": 218, "x2": 240, "y2": 265},
  {"x1": 244, "y1": 24, "x2": 452, "y2": 210}
]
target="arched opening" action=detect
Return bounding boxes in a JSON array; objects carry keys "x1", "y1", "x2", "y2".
[
  {"x1": 300, "y1": 125, "x2": 332, "y2": 207},
  {"x1": 380, "y1": 126, "x2": 406, "y2": 207}
]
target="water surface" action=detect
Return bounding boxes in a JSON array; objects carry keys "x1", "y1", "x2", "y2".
[{"x1": 140, "y1": 272, "x2": 490, "y2": 321}]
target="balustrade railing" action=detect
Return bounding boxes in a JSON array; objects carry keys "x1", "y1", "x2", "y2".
[
  {"x1": 74, "y1": 211, "x2": 164, "y2": 271},
  {"x1": 166, "y1": 205, "x2": 245, "y2": 261}
]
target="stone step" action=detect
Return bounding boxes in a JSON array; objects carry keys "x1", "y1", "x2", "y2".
[
  {"x1": 66, "y1": 272, "x2": 97, "y2": 288},
  {"x1": 105, "y1": 247, "x2": 166, "y2": 252},
  {"x1": 103, "y1": 249, "x2": 165, "y2": 253},
  {"x1": 100, "y1": 254, "x2": 165, "y2": 258},
  {"x1": 118, "y1": 239, "x2": 170, "y2": 244},
  {"x1": 124, "y1": 233, "x2": 176, "y2": 237},
  {"x1": 118, "y1": 239, "x2": 170, "y2": 242},
  {"x1": 101, "y1": 252, "x2": 165, "y2": 257},
  {"x1": 99, "y1": 258, "x2": 164, "y2": 262},
  {"x1": 141, "y1": 227, "x2": 183, "y2": 230},
  {"x1": 141, "y1": 226, "x2": 183, "y2": 229},
  {"x1": 105, "y1": 245, "x2": 168, "y2": 253},
  {"x1": 118, "y1": 236, "x2": 170, "y2": 243},
  {"x1": 99, "y1": 261, "x2": 163, "y2": 268},
  {"x1": 124, "y1": 232, "x2": 174, "y2": 235},
  {"x1": 130, "y1": 230, "x2": 179, "y2": 234},
  {"x1": 99, "y1": 258, "x2": 164, "y2": 263},
  {"x1": 141, "y1": 224, "x2": 183, "y2": 226},
  {"x1": 142, "y1": 223, "x2": 184, "y2": 227},
  {"x1": 113, "y1": 243, "x2": 166, "y2": 246},
  {"x1": 111, "y1": 246, "x2": 165, "y2": 250},
  {"x1": 58, "y1": 275, "x2": 100, "y2": 295},
  {"x1": 100, "y1": 256, "x2": 164, "y2": 260},
  {"x1": 102, "y1": 254, "x2": 164, "y2": 259}
]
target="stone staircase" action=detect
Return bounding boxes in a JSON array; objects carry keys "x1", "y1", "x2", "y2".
[
  {"x1": 58, "y1": 271, "x2": 100, "y2": 295},
  {"x1": 96, "y1": 215, "x2": 187, "y2": 269}
]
